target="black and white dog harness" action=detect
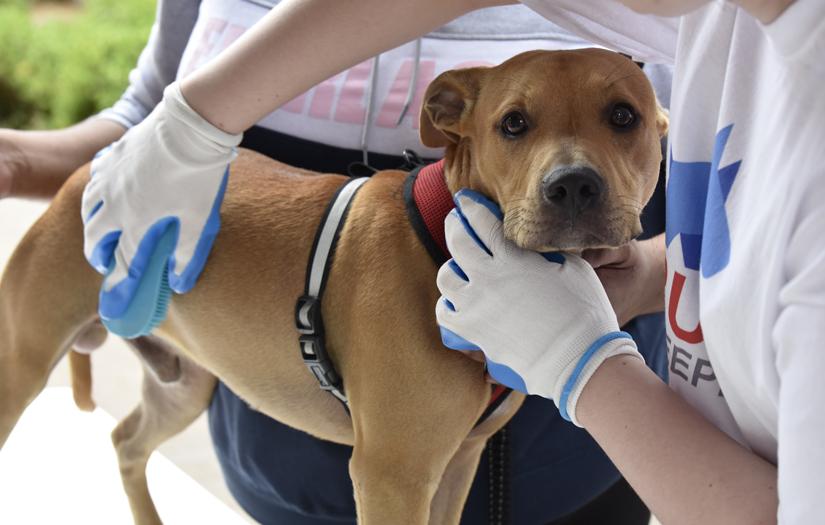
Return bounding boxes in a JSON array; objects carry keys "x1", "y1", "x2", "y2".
[{"x1": 294, "y1": 177, "x2": 368, "y2": 409}]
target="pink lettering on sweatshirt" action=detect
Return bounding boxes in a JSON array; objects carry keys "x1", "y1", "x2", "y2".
[{"x1": 332, "y1": 60, "x2": 373, "y2": 124}]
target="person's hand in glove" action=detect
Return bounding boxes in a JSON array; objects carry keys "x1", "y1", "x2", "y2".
[
  {"x1": 81, "y1": 82, "x2": 242, "y2": 325},
  {"x1": 435, "y1": 189, "x2": 644, "y2": 426}
]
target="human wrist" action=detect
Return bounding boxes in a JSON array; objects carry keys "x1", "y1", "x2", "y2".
[
  {"x1": 179, "y1": 75, "x2": 249, "y2": 136},
  {"x1": 574, "y1": 352, "x2": 651, "y2": 431},
  {"x1": 555, "y1": 333, "x2": 642, "y2": 426},
  {"x1": 164, "y1": 82, "x2": 242, "y2": 151}
]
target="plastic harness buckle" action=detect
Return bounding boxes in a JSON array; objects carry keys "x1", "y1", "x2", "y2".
[
  {"x1": 294, "y1": 295, "x2": 344, "y2": 397},
  {"x1": 293, "y1": 177, "x2": 368, "y2": 410},
  {"x1": 300, "y1": 334, "x2": 344, "y2": 395},
  {"x1": 295, "y1": 295, "x2": 321, "y2": 334}
]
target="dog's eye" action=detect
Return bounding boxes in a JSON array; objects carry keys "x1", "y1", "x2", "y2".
[
  {"x1": 501, "y1": 111, "x2": 528, "y2": 137},
  {"x1": 610, "y1": 104, "x2": 636, "y2": 129}
]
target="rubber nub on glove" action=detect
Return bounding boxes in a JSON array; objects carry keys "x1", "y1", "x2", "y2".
[{"x1": 102, "y1": 228, "x2": 175, "y2": 339}]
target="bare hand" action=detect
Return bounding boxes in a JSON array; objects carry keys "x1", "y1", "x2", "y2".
[
  {"x1": 0, "y1": 120, "x2": 125, "y2": 200},
  {"x1": 582, "y1": 234, "x2": 666, "y2": 326}
]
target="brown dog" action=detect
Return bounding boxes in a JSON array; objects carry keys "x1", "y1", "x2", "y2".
[{"x1": 0, "y1": 49, "x2": 667, "y2": 525}]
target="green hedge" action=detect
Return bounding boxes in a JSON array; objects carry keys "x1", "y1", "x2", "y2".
[{"x1": 0, "y1": 0, "x2": 155, "y2": 129}]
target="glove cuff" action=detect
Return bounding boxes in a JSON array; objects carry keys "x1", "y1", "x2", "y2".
[
  {"x1": 163, "y1": 82, "x2": 243, "y2": 150},
  {"x1": 555, "y1": 332, "x2": 642, "y2": 427}
]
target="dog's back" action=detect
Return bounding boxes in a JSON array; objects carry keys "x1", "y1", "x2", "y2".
[{"x1": 1, "y1": 147, "x2": 493, "y2": 445}]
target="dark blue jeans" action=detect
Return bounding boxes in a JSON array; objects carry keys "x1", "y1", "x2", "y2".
[{"x1": 208, "y1": 127, "x2": 668, "y2": 524}]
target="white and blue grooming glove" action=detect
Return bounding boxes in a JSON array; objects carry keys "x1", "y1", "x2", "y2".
[
  {"x1": 81, "y1": 82, "x2": 241, "y2": 337},
  {"x1": 435, "y1": 189, "x2": 643, "y2": 426}
]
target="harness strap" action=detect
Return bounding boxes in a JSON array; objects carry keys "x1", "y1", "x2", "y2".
[{"x1": 295, "y1": 177, "x2": 369, "y2": 408}]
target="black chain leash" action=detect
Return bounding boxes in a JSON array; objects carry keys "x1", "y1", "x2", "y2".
[{"x1": 488, "y1": 425, "x2": 510, "y2": 525}]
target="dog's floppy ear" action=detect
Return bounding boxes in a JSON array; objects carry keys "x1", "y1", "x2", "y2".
[
  {"x1": 655, "y1": 102, "x2": 669, "y2": 138},
  {"x1": 419, "y1": 68, "x2": 485, "y2": 148}
]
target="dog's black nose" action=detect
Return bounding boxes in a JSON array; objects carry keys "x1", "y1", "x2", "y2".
[{"x1": 543, "y1": 166, "x2": 604, "y2": 215}]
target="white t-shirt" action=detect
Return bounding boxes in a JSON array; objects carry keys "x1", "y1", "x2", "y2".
[{"x1": 523, "y1": 0, "x2": 825, "y2": 521}]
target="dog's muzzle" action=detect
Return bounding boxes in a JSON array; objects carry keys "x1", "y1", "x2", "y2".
[{"x1": 542, "y1": 165, "x2": 605, "y2": 219}]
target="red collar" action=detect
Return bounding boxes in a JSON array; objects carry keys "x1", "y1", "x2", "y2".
[{"x1": 409, "y1": 159, "x2": 453, "y2": 259}]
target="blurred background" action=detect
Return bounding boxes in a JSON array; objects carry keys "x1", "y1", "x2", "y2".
[{"x1": 0, "y1": 0, "x2": 153, "y2": 129}]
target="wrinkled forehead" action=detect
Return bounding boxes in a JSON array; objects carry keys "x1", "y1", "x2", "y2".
[{"x1": 480, "y1": 49, "x2": 656, "y2": 113}]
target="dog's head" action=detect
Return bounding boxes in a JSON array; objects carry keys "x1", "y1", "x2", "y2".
[{"x1": 420, "y1": 48, "x2": 668, "y2": 251}]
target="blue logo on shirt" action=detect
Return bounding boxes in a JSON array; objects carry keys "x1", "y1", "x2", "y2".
[{"x1": 665, "y1": 125, "x2": 741, "y2": 278}]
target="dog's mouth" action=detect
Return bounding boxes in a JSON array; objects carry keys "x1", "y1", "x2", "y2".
[{"x1": 502, "y1": 205, "x2": 642, "y2": 252}]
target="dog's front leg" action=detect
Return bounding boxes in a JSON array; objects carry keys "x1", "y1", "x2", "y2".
[{"x1": 342, "y1": 334, "x2": 491, "y2": 525}]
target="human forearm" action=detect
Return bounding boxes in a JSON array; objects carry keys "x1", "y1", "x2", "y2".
[
  {"x1": 577, "y1": 356, "x2": 777, "y2": 525},
  {"x1": 0, "y1": 118, "x2": 125, "y2": 199},
  {"x1": 181, "y1": 0, "x2": 512, "y2": 134}
]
